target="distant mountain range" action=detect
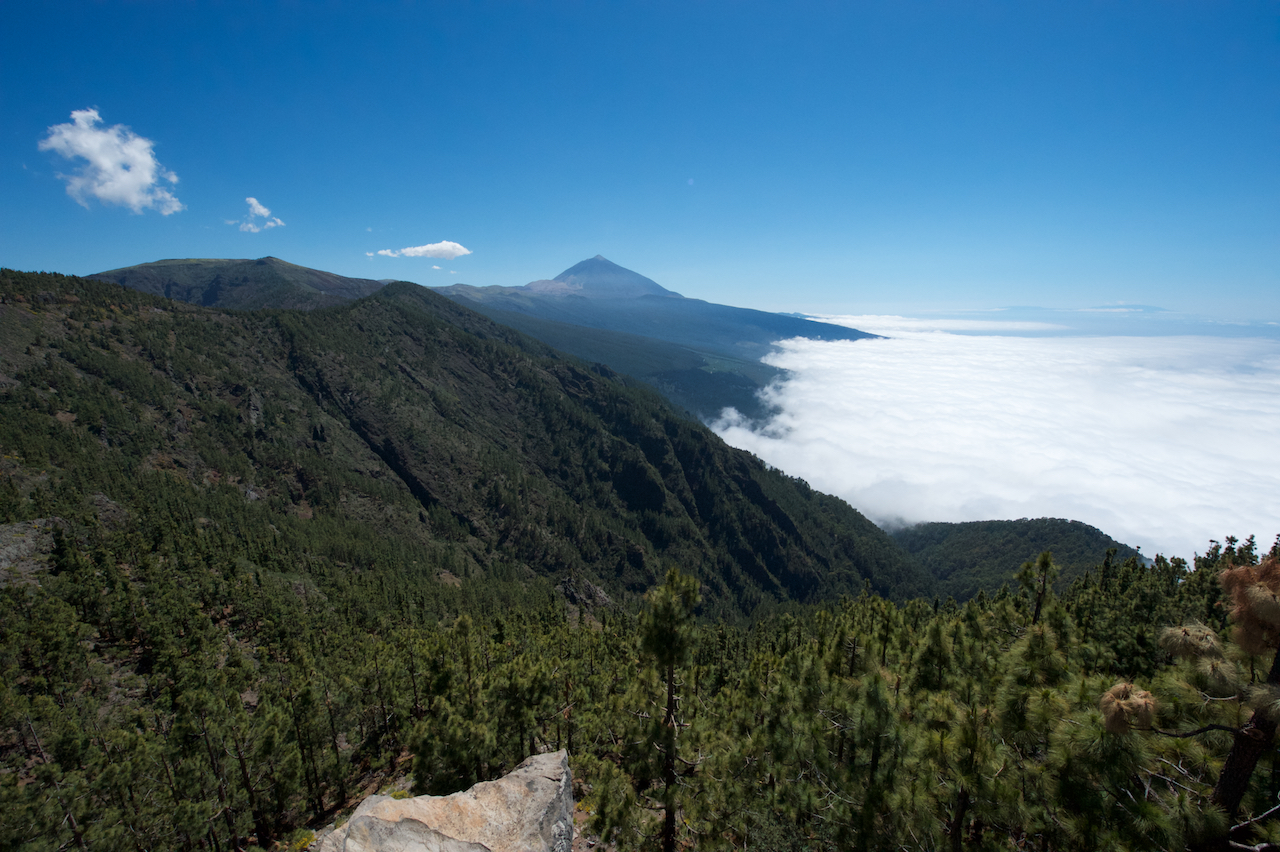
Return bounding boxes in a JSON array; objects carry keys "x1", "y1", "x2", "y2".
[
  {"x1": 434, "y1": 256, "x2": 877, "y2": 420},
  {"x1": 89, "y1": 255, "x2": 877, "y2": 420}
]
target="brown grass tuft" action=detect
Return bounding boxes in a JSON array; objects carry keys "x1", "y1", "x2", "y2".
[
  {"x1": 1100, "y1": 682, "x2": 1156, "y2": 734},
  {"x1": 1159, "y1": 623, "x2": 1222, "y2": 659},
  {"x1": 1220, "y1": 555, "x2": 1280, "y2": 656}
]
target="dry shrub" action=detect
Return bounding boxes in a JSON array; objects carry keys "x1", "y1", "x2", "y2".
[
  {"x1": 1100, "y1": 682, "x2": 1157, "y2": 734},
  {"x1": 1245, "y1": 583, "x2": 1280, "y2": 627}
]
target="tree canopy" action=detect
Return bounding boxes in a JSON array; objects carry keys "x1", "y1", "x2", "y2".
[{"x1": 2, "y1": 268, "x2": 1278, "y2": 851}]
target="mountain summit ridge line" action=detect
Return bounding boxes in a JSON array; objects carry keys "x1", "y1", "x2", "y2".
[{"x1": 86, "y1": 254, "x2": 879, "y2": 420}]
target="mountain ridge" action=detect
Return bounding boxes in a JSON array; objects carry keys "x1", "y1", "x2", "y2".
[
  {"x1": 83, "y1": 253, "x2": 876, "y2": 421},
  {"x1": 0, "y1": 266, "x2": 930, "y2": 616},
  {"x1": 89, "y1": 255, "x2": 388, "y2": 311},
  {"x1": 435, "y1": 257, "x2": 877, "y2": 419},
  {"x1": 893, "y1": 517, "x2": 1146, "y2": 601}
]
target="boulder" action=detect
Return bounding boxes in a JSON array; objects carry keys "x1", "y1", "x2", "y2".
[{"x1": 315, "y1": 751, "x2": 573, "y2": 852}]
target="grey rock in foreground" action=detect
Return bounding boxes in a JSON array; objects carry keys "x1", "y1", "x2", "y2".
[{"x1": 315, "y1": 751, "x2": 572, "y2": 852}]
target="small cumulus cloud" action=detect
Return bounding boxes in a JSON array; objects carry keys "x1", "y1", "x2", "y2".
[
  {"x1": 432, "y1": 265, "x2": 441, "y2": 270},
  {"x1": 376, "y1": 240, "x2": 471, "y2": 259},
  {"x1": 711, "y1": 321, "x2": 1280, "y2": 561},
  {"x1": 38, "y1": 108, "x2": 183, "y2": 214},
  {"x1": 230, "y1": 197, "x2": 284, "y2": 233}
]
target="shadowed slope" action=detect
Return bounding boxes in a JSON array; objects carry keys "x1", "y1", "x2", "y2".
[
  {"x1": 892, "y1": 517, "x2": 1145, "y2": 601},
  {"x1": 436, "y1": 256, "x2": 877, "y2": 420}
]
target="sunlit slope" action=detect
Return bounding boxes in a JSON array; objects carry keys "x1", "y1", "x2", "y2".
[
  {"x1": 0, "y1": 268, "x2": 930, "y2": 614},
  {"x1": 90, "y1": 256, "x2": 387, "y2": 311}
]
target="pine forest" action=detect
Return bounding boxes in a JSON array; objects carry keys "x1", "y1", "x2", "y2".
[{"x1": 2, "y1": 268, "x2": 1279, "y2": 851}]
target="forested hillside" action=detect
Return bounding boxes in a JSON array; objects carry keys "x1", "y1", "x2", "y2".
[
  {"x1": 89, "y1": 257, "x2": 387, "y2": 311},
  {"x1": 4, "y1": 268, "x2": 1280, "y2": 852},
  {"x1": 0, "y1": 268, "x2": 924, "y2": 616},
  {"x1": 893, "y1": 518, "x2": 1145, "y2": 601}
]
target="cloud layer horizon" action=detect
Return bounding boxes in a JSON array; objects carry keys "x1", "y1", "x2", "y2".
[{"x1": 712, "y1": 319, "x2": 1280, "y2": 562}]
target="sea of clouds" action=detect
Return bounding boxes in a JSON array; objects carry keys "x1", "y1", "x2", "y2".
[{"x1": 711, "y1": 316, "x2": 1280, "y2": 562}]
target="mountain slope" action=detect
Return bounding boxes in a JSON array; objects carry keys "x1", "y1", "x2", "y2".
[
  {"x1": 892, "y1": 517, "x2": 1145, "y2": 601},
  {"x1": 0, "y1": 267, "x2": 929, "y2": 617},
  {"x1": 90, "y1": 256, "x2": 387, "y2": 310},
  {"x1": 453, "y1": 304, "x2": 783, "y2": 420},
  {"x1": 534, "y1": 254, "x2": 680, "y2": 298},
  {"x1": 436, "y1": 255, "x2": 874, "y2": 357},
  {"x1": 435, "y1": 255, "x2": 876, "y2": 419}
]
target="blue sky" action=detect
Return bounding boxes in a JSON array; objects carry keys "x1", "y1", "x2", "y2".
[{"x1": 3, "y1": 0, "x2": 1278, "y2": 321}]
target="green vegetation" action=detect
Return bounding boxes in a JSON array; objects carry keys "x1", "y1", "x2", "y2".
[
  {"x1": 89, "y1": 257, "x2": 387, "y2": 311},
  {"x1": 0, "y1": 268, "x2": 924, "y2": 616},
  {"x1": 3, "y1": 267, "x2": 1280, "y2": 851},
  {"x1": 893, "y1": 518, "x2": 1145, "y2": 601}
]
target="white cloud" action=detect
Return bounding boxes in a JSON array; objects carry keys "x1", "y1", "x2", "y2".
[
  {"x1": 231, "y1": 197, "x2": 284, "y2": 233},
  {"x1": 38, "y1": 108, "x2": 183, "y2": 214},
  {"x1": 377, "y1": 240, "x2": 471, "y2": 259},
  {"x1": 432, "y1": 265, "x2": 441, "y2": 270},
  {"x1": 711, "y1": 322, "x2": 1280, "y2": 561}
]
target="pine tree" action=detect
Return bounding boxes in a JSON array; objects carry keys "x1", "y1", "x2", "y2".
[{"x1": 639, "y1": 568, "x2": 701, "y2": 852}]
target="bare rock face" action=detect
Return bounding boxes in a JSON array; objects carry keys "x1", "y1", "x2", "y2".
[
  {"x1": 315, "y1": 751, "x2": 573, "y2": 852},
  {"x1": 337, "y1": 815, "x2": 490, "y2": 852}
]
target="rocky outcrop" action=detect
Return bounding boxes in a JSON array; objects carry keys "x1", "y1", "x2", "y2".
[
  {"x1": 0, "y1": 518, "x2": 65, "y2": 586},
  {"x1": 315, "y1": 751, "x2": 573, "y2": 852},
  {"x1": 331, "y1": 817, "x2": 489, "y2": 852},
  {"x1": 557, "y1": 576, "x2": 612, "y2": 610}
]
